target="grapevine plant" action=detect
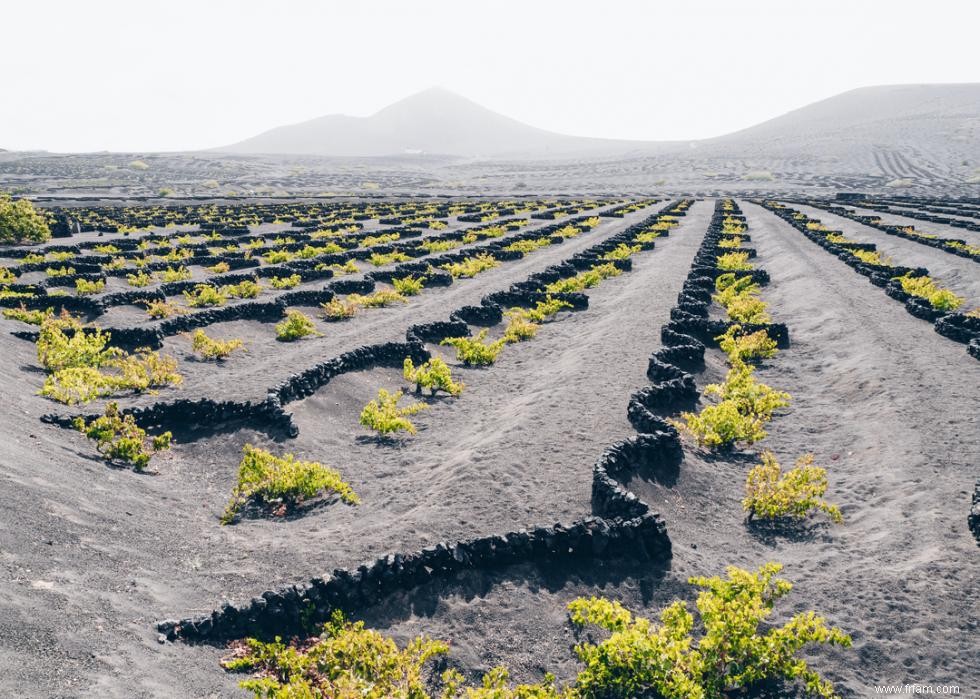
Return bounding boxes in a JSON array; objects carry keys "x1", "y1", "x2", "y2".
[
  {"x1": 221, "y1": 445, "x2": 359, "y2": 524},
  {"x1": 224, "y1": 564, "x2": 850, "y2": 699}
]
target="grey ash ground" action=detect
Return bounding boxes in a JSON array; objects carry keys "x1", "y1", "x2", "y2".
[{"x1": 1, "y1": 197, "x2": 978, "y2": 698}]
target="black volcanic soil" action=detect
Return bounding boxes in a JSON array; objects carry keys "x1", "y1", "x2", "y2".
[{"x1": 1, "y1": 198, "x2": 977, "y2": 698}]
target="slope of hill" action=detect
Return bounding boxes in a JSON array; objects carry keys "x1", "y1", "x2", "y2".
[{"x1": 218, "y1": 87, "x2": 655, "y2": 158}]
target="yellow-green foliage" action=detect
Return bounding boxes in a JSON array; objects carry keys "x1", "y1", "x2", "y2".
[
  {"x1": 45, "y1": 266, "x2": 76, "y2": 277},
  {"x1": 441, "y1": 329, "x2": 506, "y2": 366},
  {"x1": 824, "y1": 233, "x2": 857, "y2": 245},
  {"x1": 191, "y1": 329, "x2": 244, "y2": 360},
  {"x1": 144, "y1": 300, "x2": 186, "y2": 319},
  {"x1": 849, "y1": 249, "x2": 891, "y2": 266},
  {"x1": 349, "y1": 290, "x2": 407, "y2": 308},
  {"x1": 545, "y1": 263, "x2": 622, "y2": 294},
  {"x1": 895, "y1": 274, "x2": 964, "y2": 312},
  {"x1": 321, "y1": 297, "x2": 359, "y2": 320},
  {"x1": 0, "y1": 267, "x2": 17, "y2": 284},
  {"x1": 3, "y1": 305, "x2": 52, "y2": 325},
  {"x1": 403, "y1": 357, "x2": 464, "y2": 396},
  {"x1": 947, "y1": 240, "x2": 980, "y2": 256},
  {"x1": 221, "y1": 445, "x2": 358, "y2": 524},
  {"x1": 717, "y1": 236, "x2": 742, "y2": 249},
  {"x1": 517, "y1": 296, "x2": 572, "y2": 323},
  {"x1": 262, "y1": 249, "x2": 295, "y2": 264},
  {"x1": 705, "y1": 363, "x2": 790, "y2": 423},
  {"x1": 223, "y1": 279, "x2": 262, "y2": 299},
  {"x1": 127, "y1": 271, "x2": 153, "y2": 287},
  {"x1": 224, "y1": 565, "x2": 849, "y2": 699},
  {"x1": 713, "y1": 274, "x2": 770, "y2": 324},
  {"x1": 47, "y1": 250, "x2": 75, "y2": 262},
  {"x1": 503, "y1": 314, "x2": 539, "y2": 343},
  {"x1": 222, "y1": 611, "x2": 448, "y2": 697},
  {"x1": 568, "y1": 563, "x2": 851, "y2": 699},
  {"x1": 716, "y1": 326, "x2": 777, "y2": 364},
  {"x1": 103, "y1": 257, "x2": 127, "y2": 270},
  {"x1": 75, "y1": 278, "x2": 105, "y2": 295},
  {"x1": 297, "y1": 243, "x2": 344, "y2": 258},
  {"x1": 269, "y1": 274, "x2": 301, "y2": 289},
  {"x1": 36, "y1": 313, "x2": 120, "y2": 371},
  {"x1": 716, "y1": 251, "x2": 752, "y2": 271},
  {"x1": 552, "y1": 224, "x2": 582, "y2": 239},
  {"x1": 359, "y1": 388, "x2": 428, "y2": 435},
  {"x1": 0, "y1": 191, "x2": 51, "y2": 243},
  {"x1": 362, "y1": 232, "x2": 401, "y2": 247},
  {"x1": 441, "y1": 253, "x2": 500, "y2": 278},
  {"x1": 721, "y1": 216, "x2": 747, "y2": 235},
  {"x1": 41, "y1": 349, "x2": 182, "y2": 405},
  {"x1": 504, "y1": 237, "x2": 551, "y2": 254},
  {"x1": 392, "y1": 275, "x2": 425, "y2": 296},
  {"x1": 72, "y1": 402, "x2": 172, "y2": 471},
  {"x1": 420, "y1": 239, "x2": 461, "y2": 253},
  {"x1": 744, "y1": 452, "x2": 843, "y2": 524},
  {"x1": 634, "y1": 231, "x2": 661, "y2": 244},
  {"x1": 209, "y1": 261, "x2": 232, "y2": 273},
  {"x1": 581, "y1": 216, "x2": 601, "y2": 228},
  {"x1": 675, "y1": 364, "x2": 789, "y2": 448},
  {"x1": 183, "y1": 284, "x2": 228, "y2": 307},
  {"x1": 368, "y1": 251, "x2": 412, "y2": 266},
  {"x1": 602, "y1": 243, "x2": 641, "y2": 260},
  {"x1": 111, "y1": 350, "x2": 183, "y2": 393},
  {"x1": 276, "y1": 310, "x2": 321, "y2": 341}
]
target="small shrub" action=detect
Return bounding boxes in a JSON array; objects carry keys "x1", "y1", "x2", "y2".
[
  {"x1": 161, "y1": 266, "x2": 192, "y2": 282},
  {"x1": 126, "y1": 271, "x2": 153, "y2": 287},
  {"x1": 0, "y1": 267, "x2": 17, "y2": 284},
  {"x1": 403, "y1": 357, "x2": 464, "y2": 396},
  {"x1": 441, "y1": 329, "x2": 505, "y2": 366},
  {"x1": 221, "y1": 611, "x2": 447, "y2": 697},
  {"x1": 420, "y1": 239, "x2": 460, "y2": 253},
  {"x1": 144, "y1": 300, "x2": 186, "y2": 319},
  {"x1": 262, "y1": 249, "x2": 295, "y2": 264},
  {"x1": 568, "y1": 563, "x2": 851, "y2": 699},
  {"x1": 716, "y1": 325, "x2": 778, "y2": 363},
  {"x1": 276, "y1": 310, "x2": 321, "y2": 341},
  {"x1": 503, "y1": 315, "x2": 539, "y2": 343},
  {"x1": 441, "y1": 253, "x2": 500, "y2": 278},
  {"x1": 362, "y1": 232, "x2": 400, "y2": 247},
  {"x1": 349, "y1": 290, "x2": 406, "y2": 308},
  {"x1": 392, "y1": 275, "x2": 425, "y2": 296},
  {"x1": 208, "y1": 261, "x2": 231, "y2": 274},
  {"x1": 36, "y1": 313, "x2": 120, "y2": 371},
  {"x1": 112, "y1": 350, "x2": 183, "y2": 393},
  {"x1": 716, "y1": 251, "x2": 752, "y2": 271},
  {"x1": 744, "y1": 451, "x2": 843, "y2": 523},
  {"x1": 46, "y1": 266, "x2": 76, "y2": 277},
  {"x1": 359, "y1": 388, "x2": 428, "y2": 435},
  {"x1": 675, "y1": 364, "x2": 789, "y2": 449},
  {"x1": 0, "y1": 192, "x2": 50, "y2": 243},
  {"x1": 183, "y1": 284, "x2": 228, "y2": 307},
  {"x1": 220, "y1": 444, "x2": 358, "y2": 524},
  {"x1": 321, "y1": 297, "x2": 358, "y2": 320},
  {"x1": 850, "y1": 249, "x2": 891, "y2": 267},
  {"x1": 895, "y1": 274, "x2": 964, "y2": 312},
  {"x1": 368, "y1": 251, "x2": 411, "y2": 266},
  {"x1": 72, "y1": 402, "x2": 171, "y2": 471},
  {"x1": 224, "y1": 279, "x2": 262, "y2": 299},
  {"x1": 191, "y1": 329, "x2": 244, "y2": 360},
  {"x1": 551, "y1": 224, "x2": 581, "y2": 239},
  {"x1": 269, "y1": 274, "x2": 301, "y2": 289},
  {"x1": 504, "y1": 237, "x2": 550, "y2": 254},
  {"x1": 3, "y1": 304, "x2": 52, "y2": 325},
  {"x1": 602, "y1": 243, "x2": 640, "y2": 260}
]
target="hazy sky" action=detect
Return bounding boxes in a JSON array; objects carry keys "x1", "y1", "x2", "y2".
[{"x1": 3, "y1": 0, "x2": 977, "y2": 152}]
